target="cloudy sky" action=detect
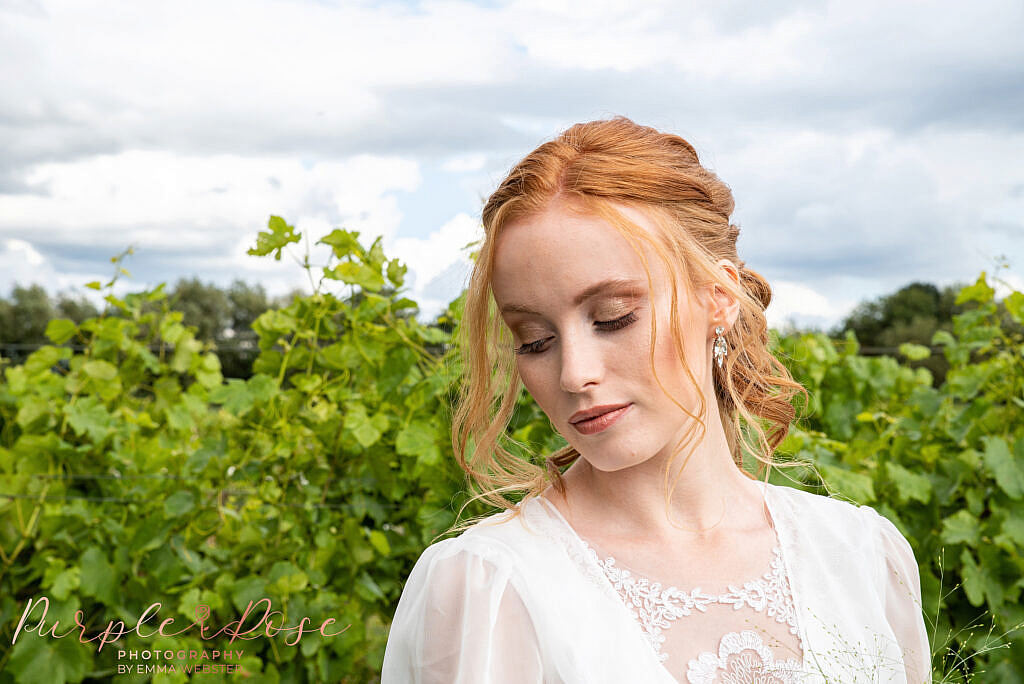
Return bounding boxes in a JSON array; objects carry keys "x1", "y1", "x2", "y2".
[{"x1": 2, "y1": 0, "x2": 1022, "y2": 329}]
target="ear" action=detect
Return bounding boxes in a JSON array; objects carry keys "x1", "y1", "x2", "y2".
[{"x1": 706, "y1": 259, "x2": 741, "y2": 336}]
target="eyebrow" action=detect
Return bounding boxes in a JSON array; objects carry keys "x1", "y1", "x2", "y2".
[{"x1": 499, "y1": 277, "x2": 646, "y2": 315}]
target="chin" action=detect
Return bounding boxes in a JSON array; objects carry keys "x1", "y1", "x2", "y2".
[
  {"x1": 578, "y1": 450, "x2": 650, "y2": 474},
  {"x1": 594, "y1": 462, "x2": 643, "y2": 474}
]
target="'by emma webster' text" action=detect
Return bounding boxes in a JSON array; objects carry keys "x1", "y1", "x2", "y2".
[{"x1": 118, "y1": 664, "x2": 242, "y2": 675}]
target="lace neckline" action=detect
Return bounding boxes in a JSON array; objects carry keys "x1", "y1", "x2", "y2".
[
  {"x1": 583, "y1": 539, "x2": 801, "y2": 660},
  {"x1": 529, "y1": 481, "x2": 813, "y2": 684},
  {"x1": 582, "y1": 539, "x2": 784, "y2": 597}
]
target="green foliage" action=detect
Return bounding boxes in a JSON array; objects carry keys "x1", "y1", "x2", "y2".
[{"x1": 0, "y1": 219, "x2": 471, "y2": 682}]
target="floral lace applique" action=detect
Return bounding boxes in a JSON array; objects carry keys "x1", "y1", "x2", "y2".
[
  {"x1": 687, "y1": 630, "x2": 804, "y2": 684},
  {"x1": 587, "y1": 543, "x2": 804, "y2": 684}
]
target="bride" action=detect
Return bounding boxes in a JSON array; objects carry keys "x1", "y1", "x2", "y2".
[{"x1": 381, "y1": 117, "x2": 931, "y2": 683}]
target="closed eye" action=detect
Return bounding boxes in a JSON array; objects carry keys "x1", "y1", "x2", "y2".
[
  {"x1": 514, "y1": 311, "x2": 639, "y2": 355},
  {"x1": 596, "y1": 311, "x2": 638, "y2": 332}
]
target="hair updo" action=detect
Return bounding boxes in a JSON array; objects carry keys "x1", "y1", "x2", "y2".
[{"x1": 449, "y1": 116, "x2": 805, "y2": 520}]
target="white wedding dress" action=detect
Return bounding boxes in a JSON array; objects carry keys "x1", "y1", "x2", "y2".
[{"x1": 381, "y1": 481, "x2": 931, "y2": 683}]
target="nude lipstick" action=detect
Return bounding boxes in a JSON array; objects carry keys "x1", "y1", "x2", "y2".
[{"x1": 569, "y1": 403, "x2": 632, "y2": 435}]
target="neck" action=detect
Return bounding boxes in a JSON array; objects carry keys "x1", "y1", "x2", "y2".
[{"x1": 556, "y1": 406, "x2": 767, "y2": 546}]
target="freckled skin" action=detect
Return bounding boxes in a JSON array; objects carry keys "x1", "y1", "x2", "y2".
[{"x1": 491, "y1": 199, "x2": 716, "y2": 476}]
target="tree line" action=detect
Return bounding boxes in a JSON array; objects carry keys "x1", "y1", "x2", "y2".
[
  {"x1": 0, "y1": 280, "x2": 301, "y2": 379},
  {"x1": 0, "y1": 277, "x2": 980, "y2": 381}
]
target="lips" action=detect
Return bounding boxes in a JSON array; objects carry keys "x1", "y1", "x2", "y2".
[
  {"x1": 569, "y1": 403, "x2": 631, "y2": 424},
  {"x1": 570, "y1": 403, "x2": 632, "y2": 435}
]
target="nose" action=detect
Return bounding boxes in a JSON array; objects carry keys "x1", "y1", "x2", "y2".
[{"x1": 558, "y1": 326, "x2": 603, "y2": 393}]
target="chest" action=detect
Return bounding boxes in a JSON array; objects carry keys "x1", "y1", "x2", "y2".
[{"x1": 578, "y1": 528, "x2": 780, "y2": 593}]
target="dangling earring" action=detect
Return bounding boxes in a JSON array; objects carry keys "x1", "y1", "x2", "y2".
[{"x1": 713, "y1": 325, "x2": 728, "y2": 368}]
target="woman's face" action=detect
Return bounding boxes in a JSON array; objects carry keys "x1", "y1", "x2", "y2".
[{"x1": 491, "y1": 198, "x2": 717, "y2": 473}]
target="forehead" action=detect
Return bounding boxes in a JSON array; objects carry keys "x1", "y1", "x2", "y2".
[{"x1": 490, "y1": 200, "x2": 671, "y2": 307}]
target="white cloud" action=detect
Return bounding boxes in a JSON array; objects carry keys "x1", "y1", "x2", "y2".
[
  {"x1": 0, "y1": 0, "x2": 517, "y2": 167},
  {"x1": 765, "y1": 279, "x2": 851, "y2": 330},
  {"x1": 0, "y1": 238, "x2": 106, "y2": 296},
  {"x1": 502, "y1": 0, "x2": 1022, "y2": 88},
  {"x1": 725, "y1": 126, "x2": 1024, "y2": 282},
  {"x1": 995, "y1": 272, "x2": 1024, "y2": 299},
  {"x1": 3, "y1": 238, "x2": 43, "y2": 266},
  {"x1": 0, "y1": 151, "x2": 419, "y2": 245},
  {"x1": 441, "y1": 154, "x2": 487, "y2": 173}
]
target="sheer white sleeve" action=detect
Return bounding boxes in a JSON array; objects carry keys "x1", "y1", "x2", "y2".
[
  {"x1": 870, "y1": 509, "x2": 932, "y2": 683},
  {"x1": 381, "y1": 539, "x2": 545, "y2": 684}
]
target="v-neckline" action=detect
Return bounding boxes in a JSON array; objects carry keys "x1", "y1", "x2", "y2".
[{"x1": 530, "y1": 480, "x2": 812, "y2": 684}]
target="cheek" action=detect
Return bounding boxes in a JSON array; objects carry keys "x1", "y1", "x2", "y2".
[
  {"x1": 516, "y1": 360, "x2": 554, "y2": 406},
  {"x1": 649, "y1": 320, "x2": 704, "y2": 401}
]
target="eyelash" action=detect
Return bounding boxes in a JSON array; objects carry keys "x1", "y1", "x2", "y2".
[{"x1": 514, "y1": 311, "x2": 639, "y2": 355}]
